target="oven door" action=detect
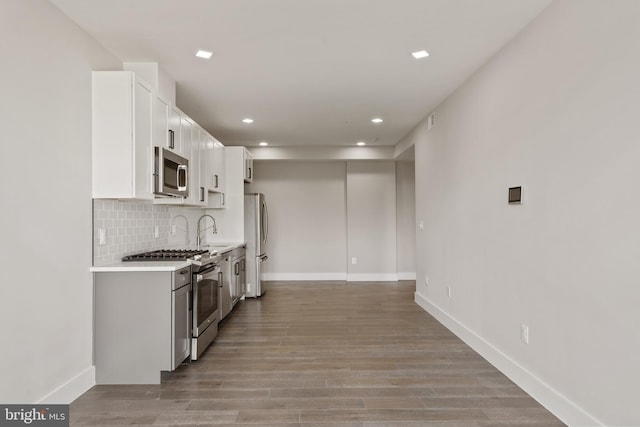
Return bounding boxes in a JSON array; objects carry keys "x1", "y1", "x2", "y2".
[{"x1": 192, "y1": 264, "x2": 220, "y2": 337}]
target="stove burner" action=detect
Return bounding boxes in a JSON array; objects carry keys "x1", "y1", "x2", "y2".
[{"x1": 122, "y1": 249, "x2": 209, "y2": 261}]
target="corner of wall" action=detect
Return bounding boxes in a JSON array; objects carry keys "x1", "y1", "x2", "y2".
[{"x1": 36, "y1": 366, "x2": 95, "y2": 404}]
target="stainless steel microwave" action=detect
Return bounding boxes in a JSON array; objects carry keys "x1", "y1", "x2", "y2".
[{"x1": 154, "y1": 147, "x2": 188, "y2": 197}]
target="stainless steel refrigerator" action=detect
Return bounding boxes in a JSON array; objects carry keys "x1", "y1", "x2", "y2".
[{"x1": 244, "y1": 193, "x2": 268, "y2": 297}]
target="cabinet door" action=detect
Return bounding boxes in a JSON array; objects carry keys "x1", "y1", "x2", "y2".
[
  {"x1": 133, "y1": 79, "x2": 154, "y2": 199},
  {"x1": 232, "y1": 260, "x2": 240, "y2": 302},
  {"x1": 92, "y1": 71, "x2": 153, "y2": 200},
  {"x1": 168, "y1": 107, "x2": 182, "y2": 154},
  {"x1": 198, "y1": 128, "x2": 208, "y2": 205},
  {"x1": 181, "y1": 117, "x2": 196, "y2": 204},
  {"x1": 207, "y1": 138, "x2": 226, "y2": 208},
  {"x1": 209, "y1": 138, "x2": 225, "y2": 192},
  {"x1": 172, "y1": 284, "x2": 191, "y2": 369},
  {"x1": 240, "y1": 256, "x2": 246, "y2": 299},
  {"x1": 220, "y1": 259, "x2": 233, "y2": 319},
  {"x1": 152, "y1": 96, "x2": 169, "y2": 150},
  {"x1": 243, "y1": 149, "x2": 253, "y2": 183}
]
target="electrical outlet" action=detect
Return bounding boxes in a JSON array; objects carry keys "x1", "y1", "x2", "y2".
[
  {"x1": 418, "y1": 220, "x2": 424, "y2": 230},
  {"x1": 154, "y1": 226, "x2": 160, "y2": 238},
  {"x1": 425, "y1": 274, "x2": 429, "y2": 286},
  {"x1": 171, "y1": 225, "x2": 176, "y2": 235},
  {"x1": 351, "y1": 257, "x2": 357, "y2": 265},
  {"x1": 98, "y1": 228, "x2": 107, "y2": 246},
  {"x1": 447, "y1": 286, "x2": 451, "y2": 298},
  {"x1": 521, "y1": 324, "x2": 530, "y2": 344}
]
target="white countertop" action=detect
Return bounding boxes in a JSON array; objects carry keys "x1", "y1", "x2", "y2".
[
  {"x1": 90, "y1": 242, "x2": 246, "y2": 273},
  {"x1": 90, "y1": 260, "x2": 191, "y2": 272}
]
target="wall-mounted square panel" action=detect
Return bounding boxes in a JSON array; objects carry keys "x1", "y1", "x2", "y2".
[{"x1": 508, "y1": 186, "x2": 522, "y2": 204}]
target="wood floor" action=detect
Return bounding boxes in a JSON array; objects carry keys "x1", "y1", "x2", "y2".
[{"x1": 71, "y1": 281, "x2": 566, "y2": 426}]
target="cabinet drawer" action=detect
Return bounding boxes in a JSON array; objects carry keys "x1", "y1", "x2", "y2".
[{"x1": 174, "y1": 266, "x2": 191, "y2": 289}]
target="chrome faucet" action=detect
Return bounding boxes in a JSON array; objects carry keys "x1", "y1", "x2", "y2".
[{"x1": 196, "y1": 214, "x2": 217, "y2": 250}]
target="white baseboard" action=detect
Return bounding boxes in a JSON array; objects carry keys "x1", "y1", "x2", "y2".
[
  {"x1": 414, "y1": 291, "x2": 603, "y2": 427},
  {"x1": 262, "y1": 273, "x2": 411, "y2": 282},
  {"x1": 347, "y1": 273, "x2": 399, "y2": 282},
  {"x1": 262, "y1": 272, "x2": 347, "y2": 281},
  {"x1": 37, "y1": 366, "x2": 95, "y2": 404}
]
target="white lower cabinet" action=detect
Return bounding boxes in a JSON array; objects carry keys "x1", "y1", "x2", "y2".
[{"x1": 94, "y1": 266, "x2": 191, "y2": 384}]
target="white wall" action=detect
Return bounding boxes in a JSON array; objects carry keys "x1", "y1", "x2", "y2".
[
  {"x1": 249, "y1": 160, "x2": 412, "y2": 281},
  {"x1": 396, "y1": 161, "x2": 416, "y2": 279},
  {"x1": 405, "y1": 0, "x2": 640, "y2": 425},
  {"x1": 0, "y1": 0, "x2": 120, "y2": 403},
  {"x1": 346, "y1": 162, "x2": 397, "y2": 281},
  {"x1": 250, "y1": 161, "x2": 348, "y2": 280}
]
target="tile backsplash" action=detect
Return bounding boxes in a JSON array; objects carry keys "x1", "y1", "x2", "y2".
[{"x1": 92, "y1": 200, "x2": 208, "y2": 266}]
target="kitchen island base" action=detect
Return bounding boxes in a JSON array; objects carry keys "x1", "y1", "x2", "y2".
[{"x1": 94, "y1": 268, "x2": 191, "y2": 384}]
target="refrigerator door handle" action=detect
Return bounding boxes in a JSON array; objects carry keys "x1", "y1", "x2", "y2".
[{"x1": 262, "y1": 200, "x2": 269, "y2": 244}]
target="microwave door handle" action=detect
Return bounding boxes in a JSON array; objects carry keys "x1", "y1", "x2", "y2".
[
  {"x1": 177, "y1": 164, "x2": 188, "y2": 192},
  {"x1": 154, "y1": 147, "x2": 163, "y2": 193}
]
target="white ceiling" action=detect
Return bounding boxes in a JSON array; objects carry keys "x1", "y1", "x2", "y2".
[{"x1": 50, "y1": 0, "x2": 551, "y2": 148}]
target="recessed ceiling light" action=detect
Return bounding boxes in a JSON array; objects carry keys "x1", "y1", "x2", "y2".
[
  {"x1": 371, "y1": 118, "x2": 383, "y2": 124},
  {"x1": 242, "y1": 118, "x2": 254, "y2": 124},
  {"x1": 357, "y1": 141, "x2": 366, "y2": 146},
  {"x1": 259, "y1": 141, "x2": 268, "y2": 146},
  {"x1": 411, "y1": 50, "x2": 430, "y2": 59},
  {"x1": 195, "y1": 50, "x2": 213, "y2": 59}
]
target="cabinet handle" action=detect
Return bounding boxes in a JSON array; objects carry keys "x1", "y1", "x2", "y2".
[
  {"x1": 248, "y1": 167, "x2": 252, "y2": 179},
  {"x1": 241, "y1": 259, "x2": 245, "y2": 271},
  {"x1": 218, "y1": 271, "x2": 223, "y2": 287},
  {"x1": 222, "y1": 193, "x2": 225, "y2": 206},
  {"x1": 234, "y1": 262, "x2": 239, "y2": 276},
  {"x1": 200, "y1": 186, "x2": 205, "y2": 202},
  {"x1": 168, "y1": 129, "x2": 175, "y2": 149},
  {"x1": 214, "y1": 174, "x2": 219, "y2": 189}
]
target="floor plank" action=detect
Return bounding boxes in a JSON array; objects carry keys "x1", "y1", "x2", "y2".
[{"x1": 70, "y1": 281, "x2": 565, "y2": 426}]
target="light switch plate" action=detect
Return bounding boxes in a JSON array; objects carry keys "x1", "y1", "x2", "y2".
[
  {"x1": 98, "y1": 228, "x2": 106, "y2": 245},
  {"x1": 509, "y1": 186, "x2": 523, "y2": 204}
]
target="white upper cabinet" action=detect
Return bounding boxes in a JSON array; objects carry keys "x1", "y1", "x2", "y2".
[
  {"x1": 168, "y1": 106, "x2": 183, "y2": 156},
  {"x1": 208, "y1": 136, "x2": 225, "y2": 193},
  {"x1": 189, "y1": 122, "x2": 207, "y2": 207},
  {"x1": 92, "y1": 71, "x2": 154, "y2": 200},
  {"x1": 93, "y1": 69, "x2": 233, "y2": 204},
  {"x1": 207, "y1": 137, "x2": 226, "y2": 209},
  {"x1": 181, "y1": 116, "x2": 196, "y2": 204},
  {"x1": 152, "y1": 96, "x2": 169, "y2": 151},
  {"x1": 198, "y1": 127, "x2": 209, "y2": 205},
  {"x1": 243, "y1": 148, "x2": 254, "y2": 183}
]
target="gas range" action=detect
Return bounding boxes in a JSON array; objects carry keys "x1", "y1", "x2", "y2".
[{"x1": 122, "y1": 249, "x2": 219, "y2": 271}]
